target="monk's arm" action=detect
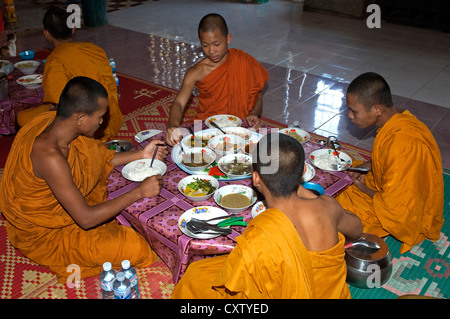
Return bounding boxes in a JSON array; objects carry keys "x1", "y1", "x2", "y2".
[
  {"x1": 335, "y1": 203, "x2": 363, "y2": 240},
  {"x1": 248, "y1": 93, "x2": 263, "y2": 116},
  {"x1": 33, "y1": 151, "x2": 162, "y2": 230},
  {"x1": 110, "y1": 140, "x2": 168, "y2": 167}
]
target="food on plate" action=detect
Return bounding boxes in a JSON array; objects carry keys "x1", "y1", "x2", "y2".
[
  {"x1": 127, "y1": 162, "x2": 161, "y2": 181},
  {"x1": 283, "y1": 129, "x2": 307, "y2": 143},
  {"x1": 183, "y1": 178, "x2": 216, "y2": 197},
  {"x1": 182, "y1": 153, "x2": 213, "y2": 167},
  {"x1": 213, "y1": 141, "x2": 239, "y2": 153},
  {"x1": 313, "y1": 152, "x2": 340, "y2": 170},
  {"x1": 187, "y1": 135, "x2": 212, "y2": 147},
  {"x1": 208, "y1": 116, "x2": 239, "y2": 127},
  {"x1": 16, "y1": 62, "x2": 35, "y2": 68},
  {"x1": 221, "y1": 157, "x2": 252, "y2": 176},
  {"x1": 220, "y1": 193, "x2": 251, "y2": 208}
]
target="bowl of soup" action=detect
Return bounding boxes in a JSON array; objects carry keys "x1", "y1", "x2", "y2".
[
  {"x1": 180, "y1": 147, "x2": 215, "y2": 172},
  {"x1": 214, "y1": 184, "x2": 257, "y2": 214},
  {"x1": 181, "y1": 128, "x2": 218, "y2": 149},
  {"x1": 218, "y1": 154, "x2": 252, "y2": 178}
]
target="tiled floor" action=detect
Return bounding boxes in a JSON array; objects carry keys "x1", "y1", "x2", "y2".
[{"x1": 7, "y1": 0, "x2": 450, "y2": 169}]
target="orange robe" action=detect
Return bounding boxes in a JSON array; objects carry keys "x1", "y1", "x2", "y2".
[
  {"x1": 336, "y1": 110, "x2": 444, "y2": 254},
  {"x1": 17, "y1": 42, "x2": 123, "y2": 142},
  {"x1": 0, "y1": 112, "x2": 155, "y2": 284},
  {"x1": 171, "y1": 208, "x2": 351, "y2": 299},
  {"x1": 195, "y1": 48, "x2": 269, "y2": 120}
]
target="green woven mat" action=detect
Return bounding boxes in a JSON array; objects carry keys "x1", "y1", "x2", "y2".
[{"x1": 349, "y1": 170, "x2": 450, "y2": 299}]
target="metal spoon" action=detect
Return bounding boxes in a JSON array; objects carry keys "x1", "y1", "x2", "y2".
[
  {"x1": 210, "y1": 121, "x2": 226, "y2": 134},
  {"x1": 186, "y1": 219, "x2": 232, "y2": 235},
  {"x1": 330, "y1": 163, "x2": 370, "y2": 172}
]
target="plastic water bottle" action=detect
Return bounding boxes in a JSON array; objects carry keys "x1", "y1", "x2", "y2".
[
  {"x1": 113, "y1": 72, "x2": 120, "y2": 99},
  {"x1": 113, "y1": 271, "x2": 131, "y2": 299},
  {"x1": 121, "y1": 260, "x2": 140, "y2": 299},
  {"x1": 100, "y1": 262, "x2": 116, "y2": 299},
  {"x1": 109, "y1": 58, "x2": 116, "y2": 72}
]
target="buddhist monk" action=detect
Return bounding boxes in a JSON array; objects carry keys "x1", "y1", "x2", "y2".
[
  {"x1": 171, "y1": 133, "x2": 363, "y2": 299},
  {"x1": 165, "y1": 13, "x2": 269, "y2": 146},
  {"x1": 17, "y1": 7, "x2": 122, "y2": 142},
  {"x1": 0, "y1": 77, "x2": 168, "y2": 284},
  {"x1": 336, "y1": 72, "x2": 444, "y2": 254}
]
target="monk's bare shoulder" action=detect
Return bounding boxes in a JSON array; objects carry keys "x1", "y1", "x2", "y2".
[
  {"x1": 31, "y1": 134, "x2": 68, "y2": 179},
  {"x1": 187, "y1": 58, "x2": 217, "y2": 82}
]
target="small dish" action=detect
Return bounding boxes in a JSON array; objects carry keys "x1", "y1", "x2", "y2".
[
  {"x1": 214, "y1": 184, "x2": 257, "y2": 214},
  {"x1": 16, "y1": 74, "x2": 43, "y2": 89},
  {"x1": 218, "y1": 154, "x2": 252, "y2": 178},
  {"x1": 179, "y1": 147, "x2": 215, "y2": 172},
  {"x1": 19, "y1": 50, "x2": 35, "y2": 60},
  {"x1": 207, "y1": 134, "x2": 244, "y2": 158},
  {"x1": 14, "y1": 60, "x2": 41, "y2": 75},
  {"x1": 309, "y1": 149, "x2": 352, "y2": 171},
  {"x1": 205, "y1": 114, "x2": 242, "y2": 128},
  {"x1": 178, "y1": 175, "x2": 219, "y2": 202},
  {"x1": 302, "y1": 182, "x2": 325, "y2": 195},
  {"x1": 278, "y1": 127, "x2": 310, "y2": 144}
]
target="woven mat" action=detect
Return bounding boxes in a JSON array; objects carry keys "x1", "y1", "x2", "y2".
[{"x1": 0, "y1": 74, "x2": 448, "y2": 299}]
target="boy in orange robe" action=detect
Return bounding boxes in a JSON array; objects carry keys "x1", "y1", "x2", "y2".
[
  {"x1": 165, "y1": 13, "x2": 269, "y2": 146},
  {"x1": 17, "y1": 7, "x2": 122, "y2": 142},
  {"x1": 171, "y1": 133, "x2": 363, "y2": 299},
  {"x1": 0, "y1": 77, "x2": 168, "y2": 284},
  {"x1": 336, "y1": 72, "x2": 444, "y2": 254}
]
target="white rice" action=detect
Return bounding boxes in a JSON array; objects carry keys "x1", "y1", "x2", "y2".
[
  {"x1": 314, "y1": 153, "x2": 340, "y2": 170},
  {"x1": 127, "y1": 162, "x2": 161, "y2": 181}
]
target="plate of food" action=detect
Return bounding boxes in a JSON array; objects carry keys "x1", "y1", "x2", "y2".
[
  {"x1": 177, "y1": 147, "x2": 215, "y2": 172},
  {"x1": 214, "y1": 184, "x2": 257, "y2": 214},
  {"x1": 16, "y1": 74, "x2": 43, "y2": 89},
  {"x1": 121, "y1": 158, "x2": 167, "y2": 182},
  {"x1": 178, "y1": 206, "x2": 230, "y2": 239},
  {"x1": 14, "y1": 60, "x2": 41, "y2": 75},
  {"x1": 178, "y1": 175, "x2": 219, "y2": 202},
  {"x1": 309, "y1": 149, "x2": 352, "y2": 171},
  {"x1": 181, "y1": 128, "x2": 218, "y2": 149},
  {"x1": 205, "y1": 114, "x2": 242, "y2": 129},
  {"x1": 278, "y1": 127, "x2": 310, "y2": 144}
]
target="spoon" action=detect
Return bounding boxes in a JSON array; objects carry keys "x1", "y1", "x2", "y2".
[
  {"x1": 210, "y1": 121, "x2": 226, "y2": 134},
  {"x1": 186, "y1": 219, "x2": 232, "y2": 235},
  {"x1": 150, "y1": 145, "x2": 159, "y2": 167},
  {"x1": 330, "y1": 163, "x2": 370, "y2": 172}
]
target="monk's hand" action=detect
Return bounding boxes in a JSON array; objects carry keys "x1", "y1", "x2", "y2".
[
  {"x1": 139, "y1": 175, "x2": 163, "y2": 198},
  {"x1": 142, "y1": 140, "x2": 168, "y2": 160},
  {"x1": 246, "y1": 115, "x2": 262, "y2": 130},
  {"x1": 165, "y1": 126, "x2": 184, "y2": 146}
]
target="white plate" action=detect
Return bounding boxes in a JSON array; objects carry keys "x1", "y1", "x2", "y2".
[
  {"x1": 278, "y1": 127, "x2": 310, "y2": 144},
  {"x1": 134, "y1": 129, "x2": 162, "y2": 143},
  {"x1": 121, "y1": 158, "x2": 167, "y2": 182},
  {"x1": 16, "y1": 74, "x2": 43, "y2": 89},
  {"x1": 309, "y1": 149, "x2": 352, "y2": 171},
  {"x1": 178, "y1": 206, "x2": 230, "y2": 239},
  {"x1": 205, "y1": 114, "x2": 242, "y2": 128},
  {"x1": 181, "y1": 128, "x2": 218, "y2": 149},
  {"x1": 301, "y1": 163, "x2": 315, "y2": 183}
]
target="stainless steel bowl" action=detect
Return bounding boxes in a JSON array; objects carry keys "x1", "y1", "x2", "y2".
[
  {"x1": 104, "y1": 140, "x2": 134, "y2": 153},
  {"x1": 345, "y1": 233, "x2": 392, "y2": 289}
]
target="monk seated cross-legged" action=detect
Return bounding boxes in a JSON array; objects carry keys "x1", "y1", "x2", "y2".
[
  {"x1": 171, "y1": 133, "x2": 363, "y2": 299},
  {"x1": 165, "y1": 13, "x2": 269, "y2": 146},
  {"x1": 0, "y1": 76, "x2": 168, "y2": 284}
]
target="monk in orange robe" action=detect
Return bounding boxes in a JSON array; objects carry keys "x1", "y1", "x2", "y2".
[
  {"x1": 171, "y1": 133, "x2": 363, "y2": 299},
  {"x1": 17, "y1": 7, "x2": 122, "y2": 142},
  {"x1": 165, "y1": 13, "x2": 268, "y2": 146},
  {"x1": 336, "y1": 72, "x2": 444, "y2": 254},
  {"x1": 0, "y1": 77, "x2": 167, "y2": 284}
]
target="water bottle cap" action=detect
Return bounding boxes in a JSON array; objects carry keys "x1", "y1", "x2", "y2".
[
  {"x1": 116, "y1": 272, "x2": 125, "y2": 281},
  {"x1": 121, "y1": 260, "x2": 131, "y2": 269},
  {"x1": 103, "y1": 262, "x2": 112, "y2": 271}
]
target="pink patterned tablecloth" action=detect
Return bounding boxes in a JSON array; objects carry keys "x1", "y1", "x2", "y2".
[
  {"x1": 0, "y1": 57, "x2": 45, "y2": 135},
  {"x1": 107, "y1": 125, "x2": 353, "y2": 283}
]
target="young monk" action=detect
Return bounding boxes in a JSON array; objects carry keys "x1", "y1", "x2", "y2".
[
  {"x1": 165, "y1": 13, "x2": 269, "y2": 146},
  {"x1": 17, "y1": 7, "x2": 122, "y2": 142},
  {"x1": 336, "y1": 72, "x2": 444, "y2": 254},
  {"x1": 0, "y1": 77, "x2": 168, "y2": 284},
  {"x1": 171, "y1": 133, "x2": 363, "y2": 299}
]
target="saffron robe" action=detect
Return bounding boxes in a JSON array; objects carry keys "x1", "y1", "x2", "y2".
[
  {"x1": 17, "y1": 42, "x2": 123, "y2": 142},
  {"x1": 336, "y1": 110, "x2": 444, "y2": 254},
  {"x1": 0, "y1": 112, "x2": 155, "y2": 284},
  {"x1": 171, "y1": 208, "x2": 351, "y2": 299},
  {"x1": 195, "y1": 48, "x2": 269, "y2": 120}
]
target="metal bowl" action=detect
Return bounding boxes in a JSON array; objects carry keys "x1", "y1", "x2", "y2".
[
  {"x1": 104, "y1": 140, "x2": 134, "y2": 153},
  {"x1": 345, "y1": 233, "x2": 393, "y2": 289}
]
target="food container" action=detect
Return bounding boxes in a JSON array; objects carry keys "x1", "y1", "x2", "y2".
[
  {"x1": 179, "y1": 147, "x2": 215, "y2": 172},
  {"x1": 104, "y1": 140, "x2": 134, "y2": 152},
  {"x1": 214, "y1": 184, "x2": 257, "y2": 214},
  {"x1": 19, "y1": 50, "x2": 35, "y2": 60},
  {"x1": 14, "y1": 60, "x2": 41, "y2": 75},
  {"x1": 345, "y1": 233, "x2": 393, "y2": 289},
  {"x1": 178, "y1": 175, "x2": 219, "y2": 202},
  {"x1": 207, "y1": 134, "x2": 244, "y2": 159},
  {"x1": 0, "y1": 72, "x2": 8, "y2": 100}
]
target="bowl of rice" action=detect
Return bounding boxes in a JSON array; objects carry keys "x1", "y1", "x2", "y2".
[
  {"x1": 121, "y1": 158, "x2": 167, "y2": 182},
  {"x1": 309, "y1": 149, "x2": 352, "y2": 171},
  {"x1": 14, "y1": 60, "x2": 41, "y2": 75},
  {"x1": 205, "y1": 114, "x2": 242, "y2": 129}
]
